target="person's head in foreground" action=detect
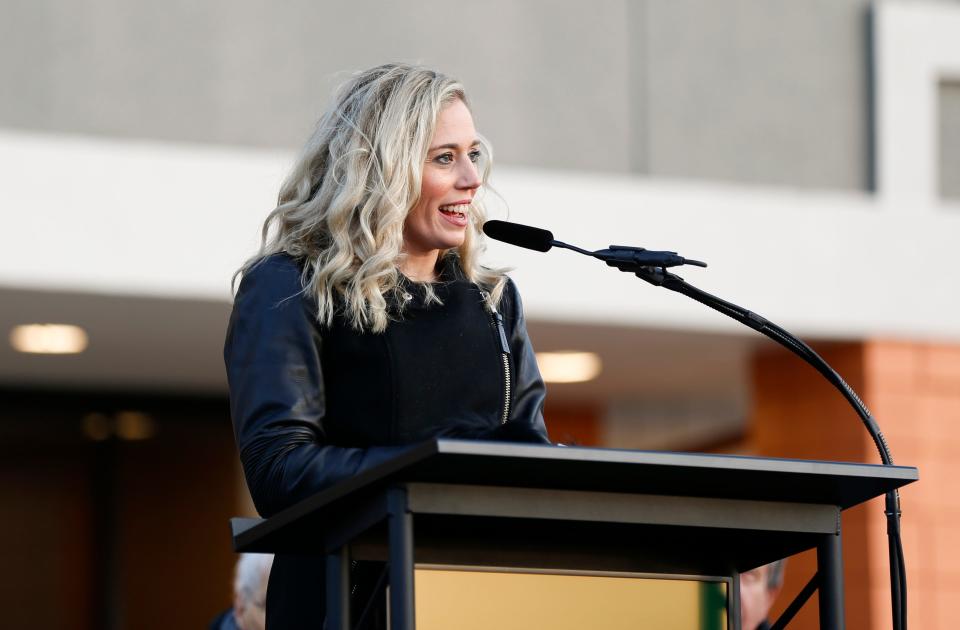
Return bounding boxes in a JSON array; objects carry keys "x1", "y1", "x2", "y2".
[
  {"x1": 740, "y1": 559, "x2": 786, "y2": 630},
  {"x1": 232, "y1": 553, "x2": 273, "y2": 630}
]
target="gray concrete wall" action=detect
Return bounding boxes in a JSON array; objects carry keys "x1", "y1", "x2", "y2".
[
  {"x1": 0, "y1": 0, "x2": 634, "y2": 173},
  {"x1": 643, "y1": 0, "x2": 872, "y2": 190},
  {"x1": 2, "y1": 0, "x2": 876, "y2": 190},
  {"x1": 940, "y1": 81, "x2": 960, "y2": 200}
]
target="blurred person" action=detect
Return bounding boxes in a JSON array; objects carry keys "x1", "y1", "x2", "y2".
[
  {"x1": 210, "y1": 553, "x2": 273, "y2": 630},
  {"x1": 740, "y1": 559, "x2": 786, "y2": 630},
  {"x1": 224, "y1": 63, "x2": 550, "y2": 628}
]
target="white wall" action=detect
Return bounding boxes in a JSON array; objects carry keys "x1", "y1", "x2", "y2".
[{"x1": 2, "y1": 128, "x2": 958, "y2": 341}]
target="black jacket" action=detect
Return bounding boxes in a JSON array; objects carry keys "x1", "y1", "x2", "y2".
[{"x1": 224, "y1": 253, "x2": 550, "y2": 627}]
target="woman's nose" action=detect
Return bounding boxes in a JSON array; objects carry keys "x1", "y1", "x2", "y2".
[{"x1": 457, "y1": 160, "x2": 482, "y2": 190}]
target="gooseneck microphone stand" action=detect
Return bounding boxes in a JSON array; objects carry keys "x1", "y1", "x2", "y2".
[
  {"x1": 630, "y1": 266, "x2": 903, "y2": 630},
  {"x1": 542, "y1": 233, "x2": 907, "y2": 630}
]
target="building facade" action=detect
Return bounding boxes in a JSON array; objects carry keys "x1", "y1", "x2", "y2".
[{"x1": 1, "y1": 1, "x2": 958, "y2": 627}]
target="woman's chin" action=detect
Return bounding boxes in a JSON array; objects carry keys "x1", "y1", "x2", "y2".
[{"x1": 436, "y1": 231, "x2": 466, "y2": 251}]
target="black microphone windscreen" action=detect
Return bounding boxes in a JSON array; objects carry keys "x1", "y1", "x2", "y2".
[{"x1": 482, "y1": 220, "x2": 554, "y2": 252}]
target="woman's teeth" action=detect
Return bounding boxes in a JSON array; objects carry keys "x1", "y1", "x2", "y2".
[{"x1": 439, "y1": 204, "x2": 467, "y2": 217}]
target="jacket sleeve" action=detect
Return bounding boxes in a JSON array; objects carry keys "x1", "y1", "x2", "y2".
[
  {"x1": 224, "y1": 255, "x2": 406, "y2": 517},
  {"x1": 490, "y1": 278, "x2": 552, "y2": 444}
]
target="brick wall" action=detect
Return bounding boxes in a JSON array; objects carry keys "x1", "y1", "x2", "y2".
[{"x1": 750, "y1": 339, "x2": 960, "y2": 629}]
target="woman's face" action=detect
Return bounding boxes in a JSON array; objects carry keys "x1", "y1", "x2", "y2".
[{"x1": 403, "y1": 98, "x2": 482, "y2": 260}]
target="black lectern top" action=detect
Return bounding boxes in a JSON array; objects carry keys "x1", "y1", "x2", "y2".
[{"x1": 233, "y1": 439, "x2": 917, "y2": 554}]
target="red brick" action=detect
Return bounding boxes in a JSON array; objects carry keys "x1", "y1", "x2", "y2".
[
  {"x1": 902, "y1": 457, "x2": 944, "y2": 511},
  {"x1": 935, "y1": 576, "x2": 960, "y2": 629},
  {"x1": 866, "y1": 340, "x2": 921, "y2": 393},
  {"x1": 933, "y1": 525, "x2": 960, "y2": 577},
  {"x1": 917, "y1": 395, "x2": 960, "y2": 458},
  {"x1": 919, "y1": 344, "x2": 960, "y2": 395},
  {"x1": 867, "y1": 391, "x2": 922, "y2": 440},
  {"x1": 909, "y1": 563, "x2": 940, "y2": 625}
]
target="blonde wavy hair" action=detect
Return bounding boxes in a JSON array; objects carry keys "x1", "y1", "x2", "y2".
[{"x1": 238, "y1": 63, "x2": 507, "y2": 333}]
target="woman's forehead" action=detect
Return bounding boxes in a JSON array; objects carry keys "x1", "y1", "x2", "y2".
[{"x1": 430, "y1": 99, "x2": 478, "y2": 148}]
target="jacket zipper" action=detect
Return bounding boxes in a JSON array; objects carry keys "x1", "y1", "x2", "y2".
[
  {"x1": 482, "y1": 292, "x2": 512, "y2": 425},
  {"x1": 350, "y1": 559, "x2": 359, "y2": 597}
]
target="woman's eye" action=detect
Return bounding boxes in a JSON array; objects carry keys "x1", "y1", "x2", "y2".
[
  {"x1": 469, "y1": 149, "x2": 482, "y2": 163},
  {"x1": 433, "y1": 153, "x2": 454, "y2": 165}
]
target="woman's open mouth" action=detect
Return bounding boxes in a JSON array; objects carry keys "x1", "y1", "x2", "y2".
[{"x1": 439, "y1": 204, "x2": 469, "y2": 227}]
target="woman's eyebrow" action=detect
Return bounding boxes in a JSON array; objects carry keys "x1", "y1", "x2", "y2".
[{"x1": 428, "y1": 140, "x2": 481, "y2": 151}]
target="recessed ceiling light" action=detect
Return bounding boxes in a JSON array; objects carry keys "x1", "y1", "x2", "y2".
[
  {"x1": 82, "y1": 413, "x2": 112, "y2": 441},
  {"x1": 535, "y1": 351, "x2": 602, "y2": 383},
  {"x1": 115, "y1": 411, "x2": 156, "y2": 441},
  {"x1": 9, "y1": 323, "x2": 89, "y2": 354},
  {"x1": 81, "y1": 411, "x2": 157, "y2": 441}
]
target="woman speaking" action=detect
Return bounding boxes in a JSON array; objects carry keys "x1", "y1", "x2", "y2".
[{"x1": 224, "y1": 63, "x2": 551, "y2": 627}]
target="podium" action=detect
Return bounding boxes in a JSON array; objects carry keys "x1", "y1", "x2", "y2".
[{"x1": 231, "y1": 439, "x2": 917, "y2": 629}]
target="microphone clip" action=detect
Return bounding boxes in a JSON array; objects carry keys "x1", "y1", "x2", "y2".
[{"x1": 592, "y1": 245, "x2": 707, "y2": 271}]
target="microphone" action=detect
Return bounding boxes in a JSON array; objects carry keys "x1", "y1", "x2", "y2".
[
  {"x1": 482, "y1": 220, "x2": 554, "y2": 252},
  {"x1": 482, "y1": 220, "x2": 707, "y2": 270}
]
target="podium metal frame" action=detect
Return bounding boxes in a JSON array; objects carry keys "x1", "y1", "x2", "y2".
[{"x1": 232, "y1": 440, "x2": 917, "y2": 630}]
